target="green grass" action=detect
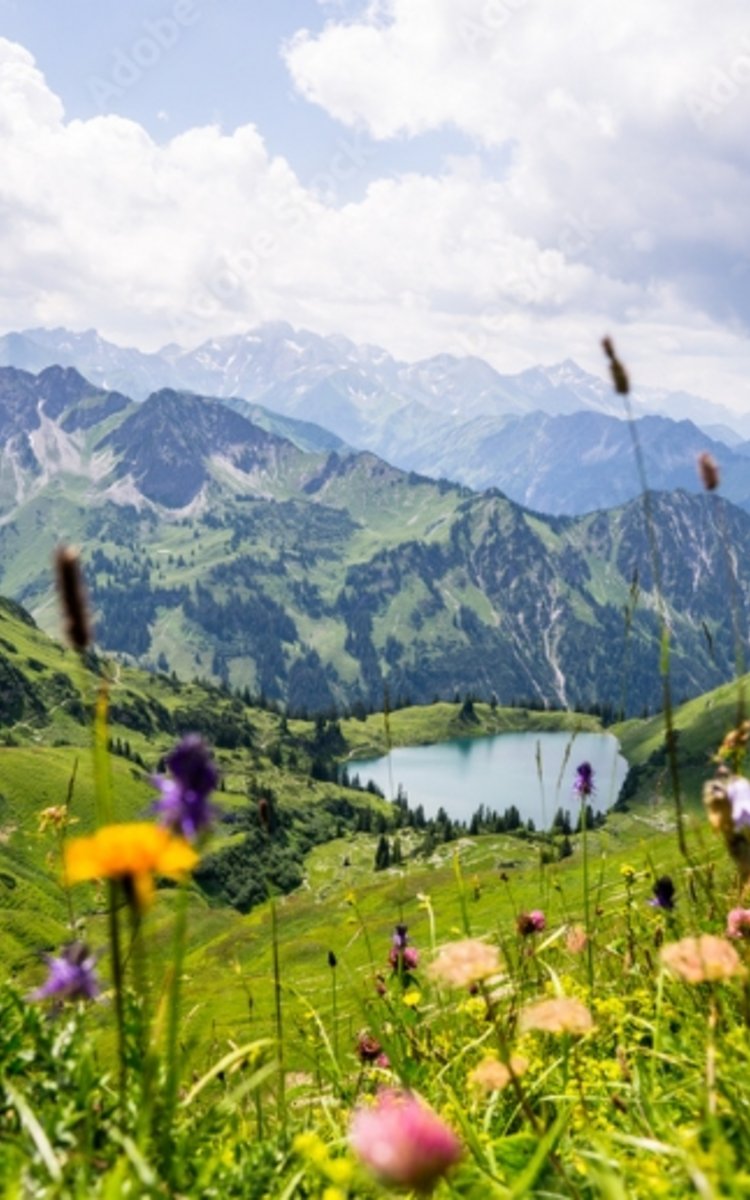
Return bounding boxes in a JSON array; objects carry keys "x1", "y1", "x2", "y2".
[{"x1": 5, "y1": 592, "x2": 750, "y2": 1195}]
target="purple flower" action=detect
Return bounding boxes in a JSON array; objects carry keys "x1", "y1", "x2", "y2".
[
  {"x1": 389, "y1": 946, "x2": 419, "y2": 971},
  {"x1": 392, "y1": 924, "x2": 409, "y2": 951},
  {"x1": 649, "y1": 876, "x2": 676, "y2": 911},
  {"x1": 517, "y1": 910, "x2": 546, "y2": 936},
  {"x1": 350, "y1": 1089, "x2": 462, "y2": 1192},
  {"x1": 153, "y1": 734, "x2": 219, "y2": 840},
  {"x1": 573, "y1": 762, "x2": 595, "y2": 798},
  {"x1": 389, "y1": 924, "x2": 419, "y2": 970},
  {"x1": 728, "y1": 776, "x2": 750, "y2": 830},
  {"x1": 30, "y1": 942, "x2": 100, "y2": 1004}
]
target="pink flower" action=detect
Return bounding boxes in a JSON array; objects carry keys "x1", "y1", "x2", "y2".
[
  {"x1": 727, "y1": 907, "x2": 750, "y2": 939},
  {"x1": 389, "y1": 945, "x2": 419, "y2": 971},
  {"x1": 350, "y1": 1089, "x2": 462, "y2": 1192},
  {"x1": 517, "y1": 910, "x2": 546, "y2": 935}
]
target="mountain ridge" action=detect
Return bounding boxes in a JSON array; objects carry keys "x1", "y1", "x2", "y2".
[
  {"x1": 0, "y1": 365, "x2": 747, "y2": 717},
  {"x1": 2, "y1": 323, "x2": 746, "y2": 516}
]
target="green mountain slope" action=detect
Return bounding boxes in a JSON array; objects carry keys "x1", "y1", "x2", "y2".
[{"x1": 1, "y1": 365, "x2": 748, "y2": 715}]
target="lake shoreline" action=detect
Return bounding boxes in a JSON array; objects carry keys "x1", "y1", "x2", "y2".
[
  {"x1": 337, "y1": 699, "x2": 604, "y2": 761},
  {"x1": 346, "y1": 728, "x2": 628, "y2": 828}
]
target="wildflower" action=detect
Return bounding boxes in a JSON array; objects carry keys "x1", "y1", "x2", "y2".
[
  {"x1": 469, "y1": 1055, "x2": 528, "y2": 1094},
  {"x1": 30, "y1": 942, "x2": 100, "y2": 1004},
  {"x1": 38, "y1": 805, "x2": 70, "y2": 834},
  {"x1": 620, "y1": 864, "x2": 637, "y2": 882},
  {"x1": 565, "y1": 925, "x2": 588, "y2": 954},
  {"x1": 349, "y1": 1089, "x2": 461, "y2": 1192},
  {"x1": 727, "y1": 908, "x2": 750, "y2": 939},
  {"x1": 697, "y1": 452, "x2": 720, "y2": 492},
  {"x1": 65, "y1": 822, "x2": 198, "y2": 910},
  {"x1": 517, "y1": 910, "x2": 546, "y2": 936},
  {"x1": 716, "y1": 722, "x2": 750, "y2": 766},
  {"x1": 357, "y1": 1031, "x2": 384, "y2": 1063},
  {"x1": 152, "y1": 734, "x2": 219, "y2": 840},
  {"x1": 403, "y1": 988, "x2": 421, "y2": 1008},
  {"x1": 393, "y1": 923, "x2": 409, "y2": 949},
  {"x1": 649, "y1": 876, "x2": 676, "y2": 910},
  {"x1": 428, "y1": 939, "x2": 501, "y2": 988},
  {"x1": 661, "y1": 934, "x2": 746, "y2": 984},
  {"x1": 389, "y1": 924, "x2": 419, "y2": 970},
  {"x1": 519, "y1": 997, "x2": 594, "y2": 1036},
  {"x1": 573, "y1": 762, "x2": 595, "y2": 798},
  {"x1": 727, "y1": 776, "x2": 750, "y2": 830}
]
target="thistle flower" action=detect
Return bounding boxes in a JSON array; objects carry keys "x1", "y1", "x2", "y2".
[
  {"x1": 649, "y1": 876, "x2": 676, "y2": 910},
  {"x1": 573, "y1": 762, "x2": 595, "y2": 798},
  {"x1": 727, "y1": 908, "x2": 750, "y2": 939},
  {"x1": 30, "y1": 942, "x2": 100, "y2": 1004},
  {"x1": 661, "y1": 934, "x2": 746, "y2": 984},
  {"x1": 152, "y1": 734, "x2": 219, "y2": 840},
  {"x1": 349, "y1": 1090, "x2": 461, "y2": 1192},
  {"x1": 519, "y1": 996, "x2": 594, "y2": 1036},
  {"x1": 356, "y1": 1031, "x2": 384, "y2": 1063},
  {"x1": 390, "y1": 946, "x2": 419, "y2": 971},
  {"x1": 428, "y1": 939, "x2": 501, "y2": 988},
  {"x1": 517, "y1": 910, "x2": 546, "y2": 935},
  {"x1": 65, "y1": 822, "x2": 198, "y2": 911},
  {"x1": 469, "y1": 1055, "x2": 528, "y2": 1094}
]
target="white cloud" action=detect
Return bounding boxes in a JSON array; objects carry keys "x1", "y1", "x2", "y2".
[
  {"x1": 285, "y1": 2, "x2": 750, "y2": 360},
  {"x1": 0, "y1": 26, "x2": 749, "y2": 409}
]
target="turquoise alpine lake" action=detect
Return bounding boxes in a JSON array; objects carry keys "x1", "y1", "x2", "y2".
[{"x1": 348, "y1": 731, "x2": 628, "y2": 828}]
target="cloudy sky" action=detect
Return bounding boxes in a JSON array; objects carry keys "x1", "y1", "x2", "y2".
[{"x1": 1, "y1": 0, "x2": 749, "y2": 405}]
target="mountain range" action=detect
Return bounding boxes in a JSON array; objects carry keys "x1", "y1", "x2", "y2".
[
  {"x1": 0, "y1": 362, "x2": 747, "y2": 715},
  {"x1": 1, "y1": 323, "x2": 748, "y2": 515}
]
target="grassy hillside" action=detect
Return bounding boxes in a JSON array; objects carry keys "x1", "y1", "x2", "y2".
[{"x1": 2, "y1": 587, "x2": 739, "y2": 1033}]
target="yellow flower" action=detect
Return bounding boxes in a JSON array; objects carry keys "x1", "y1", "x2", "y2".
[
  {"x1": 403, "y1": 988, "x2": 422, "y2": 1008},
  {"x1": 65, "y1": 822, "x2": 198, "y2": 910},
  {"x1": 620, "y1": 864, "x2": 637, "y2": 882},
  {"x1": 661, "y1": 934, "x2": 746, "y2": 984},
  {"x1": 519, "y1": 997, "x2": 594, "y2": 1036}
]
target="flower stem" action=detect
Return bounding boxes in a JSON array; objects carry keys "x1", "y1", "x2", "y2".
[{"x1": 108, "y1": 881, "x2": 127, "y2": 1110}]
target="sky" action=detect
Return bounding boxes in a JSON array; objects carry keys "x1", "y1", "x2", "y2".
[{"x1": 1, "y1": 0, "x2": 749, "y2": 406}]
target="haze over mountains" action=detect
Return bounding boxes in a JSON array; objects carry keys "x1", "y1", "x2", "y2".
[
  {"x1": 2, "y1": 324, "x2": 749, "y2": 516},
  {"x1": 0, "y1": 361, "x2": 748, "y2": 717}
]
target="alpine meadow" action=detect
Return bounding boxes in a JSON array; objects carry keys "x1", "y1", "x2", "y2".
[{"x1": 2, "y1": 4, "x2": 750, "y2": 1199}]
